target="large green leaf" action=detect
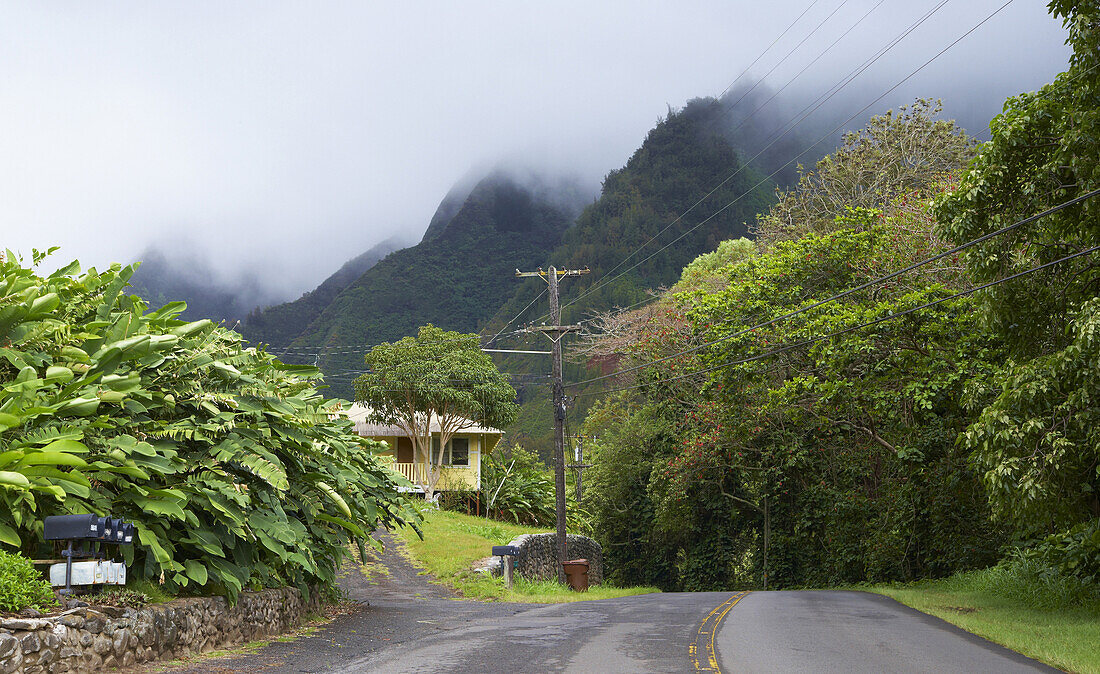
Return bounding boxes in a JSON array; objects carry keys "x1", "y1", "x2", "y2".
[
  {"x1": 0, "y1": 523, "x2": 21, "y2": 548},
  {"x1": 0, "y1": 471, "x2": 31, "y2": 489},
  {"x1": 17, "y1": 451, "x2": 87, "y2": 468},
  {"x1": 316, "y1": 481, "x2": 352, "y2": 518},
  {"x1": 0, "y1": 412, "x2": 21, "y2": 431},
  {"x1": 184, "y1": 559, "x2": 208, "y2": 585}
]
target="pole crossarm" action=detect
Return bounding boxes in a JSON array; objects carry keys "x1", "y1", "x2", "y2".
[{"x1": 516, "y1": 267, "x2": 590, "y2": 280}]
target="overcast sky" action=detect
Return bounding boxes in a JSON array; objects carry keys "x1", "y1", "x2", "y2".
[{"x1": 0, "y1": 1, "x2": 1071, "y2": 299}]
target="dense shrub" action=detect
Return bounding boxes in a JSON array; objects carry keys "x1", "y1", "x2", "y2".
[
  {"x1": 0, "y1": 250, "x2": 419, "y2": 601},
  {"x1": 0, "y1": 549, "x2": 56, "y2": 613},
  {"x1": 440, "y1": 446, "x2": 589, "y2": 532}
]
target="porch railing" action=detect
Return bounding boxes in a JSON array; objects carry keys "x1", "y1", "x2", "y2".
[{"x1": 390, "y1": 462, "x2": 474, "y2": 489}]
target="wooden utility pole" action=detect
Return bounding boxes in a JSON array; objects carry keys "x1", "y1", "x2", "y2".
[{"x1": 516, "y1": 265, "x2": 588, "y2": 583}]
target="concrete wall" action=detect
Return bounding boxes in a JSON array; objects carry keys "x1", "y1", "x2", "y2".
[{"x1": 0, "y1": 587, "x2": 320, "y2": 674}]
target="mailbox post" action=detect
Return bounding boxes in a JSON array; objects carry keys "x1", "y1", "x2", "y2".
[
  {"x1": 492, "y1": 545, "x2": 519, "y2": 590},
  {"x1": 44, "y1": 515, "x2": 136, "y2": 595}
]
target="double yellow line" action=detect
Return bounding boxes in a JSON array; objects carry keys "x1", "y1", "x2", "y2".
[{"x1": 689, "y1": 591, "x2": 748, "y2": 672}]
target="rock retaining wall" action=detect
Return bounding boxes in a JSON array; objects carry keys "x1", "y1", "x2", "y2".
[
  {"x1": 0, "y1": 587, "x2": 320, "y2": 674},
  {"x1": 504, "y1": 533, "x2": 603, "y2": 585}
]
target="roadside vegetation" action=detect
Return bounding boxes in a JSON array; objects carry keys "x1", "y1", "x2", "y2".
[
  {"x1": 863, "y1": 557, "x2": 1100, "y2": 674},
  {"x1": 0, "y1": 251, "x2": 419, "y2": 606},
  {"x1": 396, "y1": 507, "x2": 658, "y2": 603},
  {"x1": 439, "y1": 444, "x2": 590, "y2": 533},
  {"x1": 572, "y1": 0, "x2": 1100, "y2": 656}
]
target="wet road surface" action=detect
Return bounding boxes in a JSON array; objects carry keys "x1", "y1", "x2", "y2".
[{"x1": 150, "y1": 535, "x2": 1056, "y2": 673}]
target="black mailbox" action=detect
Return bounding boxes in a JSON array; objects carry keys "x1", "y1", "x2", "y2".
[
  {"x1": 492, "y1": 545, "x2": 519, "y2": 557},
  {"x1": 44, "y1": 514, "x2": 135, "y2": 543},
  {"x1": 44, "y1": 514, "x2": 102, "y2": 540}
]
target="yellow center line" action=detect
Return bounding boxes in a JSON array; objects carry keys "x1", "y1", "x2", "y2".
[{"x1": 690, "y1": 591, "x2": 748, "y2": 673}]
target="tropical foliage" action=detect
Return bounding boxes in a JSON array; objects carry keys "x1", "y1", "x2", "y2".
[
  {"x1": 932, "y1": 0, "x2": 1100, "y2": 578},
  {"x1": 578, "y1": 0, "x2": 1100, "y2": 593},
  {"x1": 441, "y1": 445, "x2": 590, "y2": 532},
  {"x1": 0, "y1": 548, "x2": 56, "y2": 612},
  {"x1": 753, "y1": 99, "x2": 976, "y2": 246},
  {"x1": 0, "y1": 250, "x2": 418, "y2": 600},
  {"x1": 583, "y1": 204, "x2": 1004, "y2": 590}
]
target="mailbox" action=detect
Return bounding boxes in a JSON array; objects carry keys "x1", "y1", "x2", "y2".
[
  {"x1": 44, "y1": 514, "x2": 104, "y2": 540},
  {"x1": 44, "y1": 514, "x2": 136, "y2": 543},
  {"x1": 492, "y1": 545, "x2": 519, "y2": 557},
  {"x1": 43, "y1": 514, "x2": 136, "y2": 595}
]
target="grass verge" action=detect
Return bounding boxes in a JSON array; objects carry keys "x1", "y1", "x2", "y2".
[
  {"x1": 862, "y1": 564, "x2": 1100, "y2": 674},
  {"x1": 395, "y1": 507, "x2": 659, "y2": 603}
]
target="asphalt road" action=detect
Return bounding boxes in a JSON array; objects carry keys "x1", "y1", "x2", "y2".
[
  {"x1": 153, "y1": 537, "x2": 1057, "y2": 673},
  {"x1": 717, "y1": 590, "x2": 1057, "y2": 674}
]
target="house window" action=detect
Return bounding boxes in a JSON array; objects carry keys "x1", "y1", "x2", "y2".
[
  {"x1": 451, "y1": 438, "x2": 469, "y2": 466},
  {"x1": 429, "y1": 437, "x2": 470, "y2": 465}
]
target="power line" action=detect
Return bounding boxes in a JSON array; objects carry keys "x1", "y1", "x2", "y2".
[
  {"x1": 567, "y1": 187, "x2": 1100, "y2": 389},
  {"x1": 267, "y1": 329, "x2": 532, "y2": 357},
  {"x1": 717, "y1": 0, "x2": 856, "y2": 115},
  {"x1": 721, "y1": 0, "x2": 888, "y2": 140},
  {"x1": 549, "y1": 0, "x2": 955, "y2": 319},
  {"x1": 715, "y1": 0, "x2": 824, "y2": 101},
  {"x1": 484, "y1": 288, "x2": 548, "y2": 345},
  {"x1": 576, "y1": 243, "x2": 1100, "y2": 398},
  {"x1": 569, "y1": 53, "x2": 1100, "y2": 341}
]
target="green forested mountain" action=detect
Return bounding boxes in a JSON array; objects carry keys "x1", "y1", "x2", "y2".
[
  {"x1": 486, "y1": 99, "x2": 780, "y2": 453},
  {"x1": 486, "y1": 97, "x2": 781, "y2": 338},
  {"x1": 239, "y1": 95, "x2": 799, "y2": 432},
  {"x1": 284, "y1": 171, "x2": 577, "y2": 398},
  {"x1": 242, "y1": 237, "x2": 405, "y2": 347}
]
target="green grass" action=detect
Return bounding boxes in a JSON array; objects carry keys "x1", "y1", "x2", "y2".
[
  {"x1": 862, "y1": 563, "x2": 1100, "y2": 674},
  {"x1": 395, "y1": 506, "x2": 659, "y2": 603}
]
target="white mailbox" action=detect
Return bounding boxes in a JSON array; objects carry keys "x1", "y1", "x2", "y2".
[{"x1": 49, "y1": 561, "x2": 127, "y2": 587}]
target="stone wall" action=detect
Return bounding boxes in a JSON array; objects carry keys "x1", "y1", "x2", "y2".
[
  {"x1": 505, "y1": 533, "x2": 603, "y2": 585},
  {"x1": 0, "y1": 587, "x2": 320, "y2": 674}
]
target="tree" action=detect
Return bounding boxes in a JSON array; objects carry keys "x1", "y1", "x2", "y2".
[
  {"x1": 353, "y1": 325, "x2": 518, "y2": 501},
  {"x1": 755, "y1": 99, "x2": 976, "y2": 247},
  {"x1": 932, "y1": 1, "x2": 1100, "y2": 563},
  {"x1": 581, "y1": 191, "x2": 1004, "y2": 589}
]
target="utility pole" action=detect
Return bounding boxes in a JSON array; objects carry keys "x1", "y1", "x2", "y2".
[{"x1": 516, "y1": 265, "x2": 588, "y2": 583}]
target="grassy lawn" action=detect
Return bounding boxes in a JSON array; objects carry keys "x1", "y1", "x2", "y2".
[
  {"x1": 863, "y1": 569, "x2": 1100, "y2": 674},
  {"x1": 395, "y1": 507, "x2": 659, "y2": 603}
]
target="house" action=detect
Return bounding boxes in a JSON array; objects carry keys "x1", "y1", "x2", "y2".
[{"x1": 344, "y1": 403, "x2": 502, "y2": 493}]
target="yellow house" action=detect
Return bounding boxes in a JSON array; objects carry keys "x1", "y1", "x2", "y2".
[{"x1": 345, "y1": 403, "x2": 502, "y2": 493}]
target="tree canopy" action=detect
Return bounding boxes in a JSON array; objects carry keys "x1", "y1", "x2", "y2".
[
  {"x1": 931, "y1": 0, "x2": 1100, "y2": 577},
  {"x1": 353, "y1": 325, "x2": 518, "y2": 500}
]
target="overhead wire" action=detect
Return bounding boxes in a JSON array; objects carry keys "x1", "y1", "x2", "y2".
[
  {"x1": 717, "y1": 0, "x2": 856, "y2": 115},
  {"x1": 484, "y1": 288, "x2": 548, "y2": 345},
  {"x1": 720, "y1": 0, "x2": 889, "y2": 140},
  {"x1": 266, "y1": 328, "x2": 532, "y2": 357},
  {"x1": 568, "y1": 53, "x2": 1100, "y2": 346},
  {"x1": 576, "y1": 243, "x2": 1100, "y2": 398},
  {"x1": 715, "y1": 0, "x2": 824, "y2": 101}
]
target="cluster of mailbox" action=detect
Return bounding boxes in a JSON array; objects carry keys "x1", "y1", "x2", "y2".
[{"x1": 44, "y1": 514, "x2": 136, "y2": 592}]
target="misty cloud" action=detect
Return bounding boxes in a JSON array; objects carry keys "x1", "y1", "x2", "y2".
[{"x1": 0, "y1": 1, "x2": 1070, "y2": 297}]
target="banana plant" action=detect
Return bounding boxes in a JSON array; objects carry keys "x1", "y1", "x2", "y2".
[{"x1": 0, "y1": 249, "x2": 420, "y2": 600}]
